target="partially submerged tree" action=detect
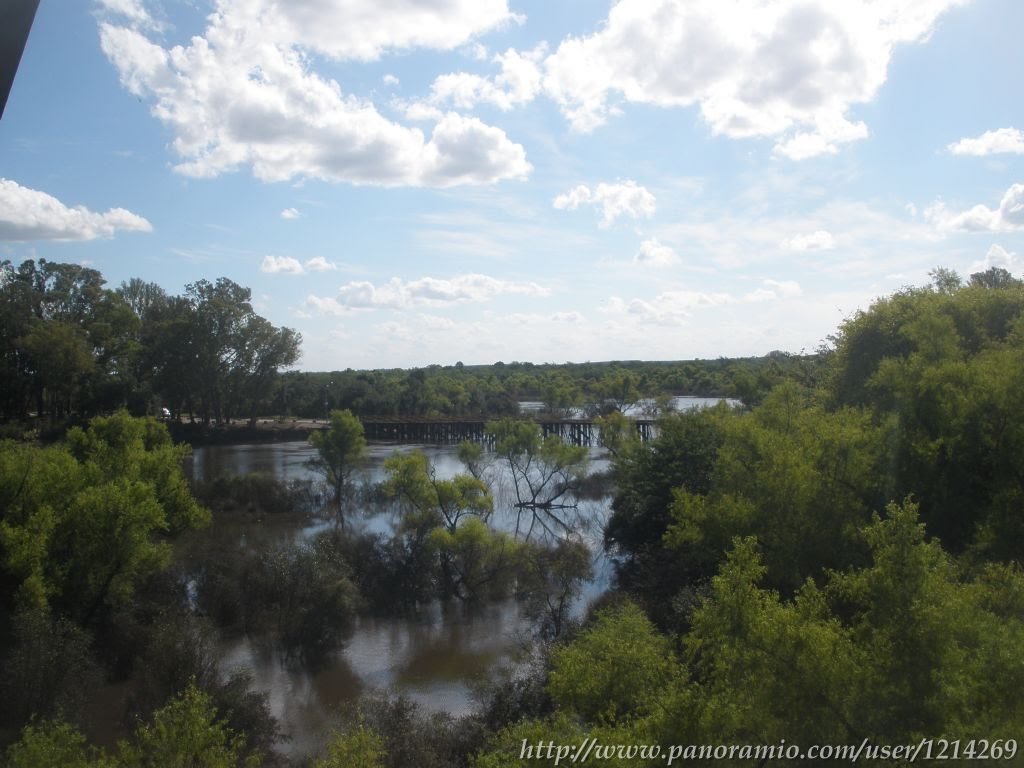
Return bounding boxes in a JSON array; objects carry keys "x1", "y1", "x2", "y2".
[
  {"x1": 308, "y1": 409, "x2": 367, "y2": 525},
  {"x1": 486, "y1": 418, "x2": 589, "y2": 540}
]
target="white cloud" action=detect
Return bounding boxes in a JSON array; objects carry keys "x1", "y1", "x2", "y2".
[
  {"x1": 262, "y1": 255, "x2": 340, "y2": 274},
  {"x1": 383, "y1": 74, "x2": 400, "y2": 87},
  {"x1": 633, "y1": 238, "x2": 679, "y2": 267},
  {"x1": 320, "y1": 273, "x2": 550, "y2": 310},
  {"x1": 553, "y1": 180, "x2": 656, "y2": 227},
  {"x1": 744, "y1": 278, "x2": 803, "y2": 302},
  {"x1": 280, "y1": 207, "x2": 301, "y2": 220},
  {"x1": 551, "y1": 310, "x2": 585, "y2": 323},
  {"x1": 260, "y1": 255, "x2": 304, "y2": 274},
  {"x1": 968, "y1": 244, "x2": 1021, "y2": 275},
  {"x1": 304, "y1": 295, "x2": 352, "y2": 316},
  {"x1": 305, "y1": 256, "x2": 338, "y2": 272},
  {"x1": 219, "y1": 0, "x2": 518, "y2": 63},
  {"x1": 0, "y1": 178, "x2": 152, "y2": 241},
  {"x1": 782, "y1": 229, "x2": 835, "y2": 251},
  {"x1": 429, "y1": 45, "x2": 546, "y2": 111},
  {"x1": 98, "y1": 2, "x2": 530, "y2": 187},
  {"x1": 948, "y1": 128, "x2": 1024, "y2": 156},
  {"x1": 540, "y1": 0, "x2": 963, "y2": 157},
  {"x1": 926, "y1": 183, "x2": 1024, "y2": 232},
  {"x1": 604, "y1": 278, "x2": 801, "y2": 324},
  {"x1": 96, "y1": 0, "x2": 161, "y2": 31}
]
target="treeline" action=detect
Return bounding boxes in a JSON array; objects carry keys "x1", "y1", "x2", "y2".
[
  {"x1": 0, "y1": 259, "x2": 299, "y2": 430},
  {"x1": 272, "y1": 353, "x2": 824, "y2": 420},
  {"x1": 0, "y1": 259, "x2": 827, "y2": 434}
]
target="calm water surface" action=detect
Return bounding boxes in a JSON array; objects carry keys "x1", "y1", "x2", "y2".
[{"x1": 189, "y1": 440, "x2": 613, "y2": 756}]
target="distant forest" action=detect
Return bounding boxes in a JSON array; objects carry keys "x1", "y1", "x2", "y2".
[{"x1": 0, "y1": 258, "x2": 826, "y2": 434}]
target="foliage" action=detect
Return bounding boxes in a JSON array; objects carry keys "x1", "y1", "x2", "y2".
[
  {"x1": 486, "y1": 418, "x2": 589, "y2": 540},
  {"x1": 514, "y1": 538, "x2": 592, "y2": 639},
  {"x1": 0, "y1": 608, "x2": 103, "y2": 743},
  {"x1": 665, "y1": 382, "x2": 886, "y2": 595},
  {"x1": 308, "y1": 409, "x2": 367, "y2": 522},
  {"x1": 314, "y1": 726, "x2": 387, "y2": 768},
  {"x1": 547, "y1": 602, "x2": 678, "y2": 725},
  {"x1": 0, "y1": 260, "x2": 299, "y2": 426},
  {"x1": 602, "y1": 406, "x2": 729, "y2": 630},
  {"x1": 4, "y1": 720, "x2": 115, "y2": 768},
  {"x1": 5, "y1": 683, "x2": 261, "y2": 768},
  {"x1": 0, "y1": 412, "x2": 208, "y2": 624},
  {"x1": 653, "y1": 500, "x2": 1024, "y2": 757},
  {"x1": 827, "y1": 275, "x2": 1024, "y2": 556}
]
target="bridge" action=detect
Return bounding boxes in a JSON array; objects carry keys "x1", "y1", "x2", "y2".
[{"x1": 358, "y1": 415, "x2": 656, "y2": 446}]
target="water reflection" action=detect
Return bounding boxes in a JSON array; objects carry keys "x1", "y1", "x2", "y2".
[{"x1": 191, "y1": 440, "x2": 611, "y2": 757}]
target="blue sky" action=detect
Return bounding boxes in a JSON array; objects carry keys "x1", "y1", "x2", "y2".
[{"x1": 1, "y1": 0, "x2": 1023, "y2": 370}]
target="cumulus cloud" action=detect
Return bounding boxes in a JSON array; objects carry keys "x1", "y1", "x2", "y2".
[
  {"x1": 0, "y1": 178, "x2": 152, "y2": 241},
  {"x1": 926, "y1": 183, "x2": 1024, "y2": 232},
  {"x1": 308, "y1": 273, "x2": 549, "y2": 312},
  {"x1": 968, "y1": 244, "x2": 1021, "y2": 275},
  {"x1": 744, "y1": 279, "x2": 803, "y2": 302},
  {"x1": 280, "y1": 207, "x2": 301, "y2": 220},
  {"x1": 948, "y1": 128, "x2": 1024, "y2": 156},
  {"x1": 604, "y1": 278, "x2": 801, "y2": 324},
  {"x1": 305, "y1": 256, "x2": 338, "y2": 272},
  {"x1": 633, "y1": 238, "x2": 679, "y2": 267},
  {"x1": 260, "y1": 255, "x2": 304, "y2": 274},
  {"x1": 262, "y1": 255, "x2": 340, "y2": 274},
  {"x1": 98, "y1": 2, "x2": 530, "y2": 187},
  {"x1": 382, "y1": 74, "x2": 400, "y2": 87},
  {"x1": 304, "y1": 295, "x2": 351, "y2": 316},
  {"x1": 782, "y1": 229, "x2": 835, "y2": 251},
  {"x1": 553, "y1": 180, "x2": 656, "y2": 227},
  {"x1": 429, "y1": 45, "x2": 546, "y2": 111},
  {"x1": 96, "y1": 0, "x2": 162, "y2": 30},
  {"x1": 537, "y1": 0, "x2": 962, "y2": 156}
]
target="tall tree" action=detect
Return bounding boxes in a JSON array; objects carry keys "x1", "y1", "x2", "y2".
[{"x1": 308, "y1": 409, "x2": 367, "y2": 525}]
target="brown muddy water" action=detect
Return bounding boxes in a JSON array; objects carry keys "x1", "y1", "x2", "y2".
[{"x1": 186, "y1": 440, "x2": 614, "y2": 757}]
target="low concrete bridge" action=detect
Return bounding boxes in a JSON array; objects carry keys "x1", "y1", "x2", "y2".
[{"x1": 358, "y1": 416, "x2": 656, "y2": 446}]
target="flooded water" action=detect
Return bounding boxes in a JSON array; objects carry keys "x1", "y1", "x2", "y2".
[{"x1": 188, "y1": 440, "x2": 613, "y2": 756}]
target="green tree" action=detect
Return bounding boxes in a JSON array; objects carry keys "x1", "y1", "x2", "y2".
[
  {"x1": 5, "y1": 720, "x2": 114, "y2": 768},
  {"x1": 118, "y1": 682, "x2": 261, "y2": 767},
  {"x1": 548, "y1": 602, "x2": 678, "y2": 725},
  {"x1": 308, "y1": 409, "x2": 367, "y2": 524},
  {"x1": 664, "y1": 383, "x2": 885, "y2": 595},
  {"x1": 314, "y1": 726, "x2": 387, "y2": 768},
  {"x1": 0, "y1": 413, "x2": 208, "y2": 623},
  {"x1": 486, "y1": 418, "x2": 588, "y2": 540}
]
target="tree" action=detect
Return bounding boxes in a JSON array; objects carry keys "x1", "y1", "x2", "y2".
[
  {"x1": 548, "y1": 601, "x2": 678, "y2": 725},
  {"x1": 5, "y1": 683, "x2": 262, "y2": 768},
  {"x1": 383, "y1": 450, "x2": 499, "y2": 601},
  {"x1": 486, "y1": 418, "x2": 589, "y2": 540},
  {"x1": 969, "y1": 265, "x2": 1023, "y2": 289},
  {"x1": 314, "y1": 726, "x2": 386, "y2": 768},
  {"x1": 514, "y1": 538, "x2": 592, "y2": 639},
  {"x1": 308, "y1": 409, "x2": 367, "y2": 524},
  {"x1": 119, "y1": 682, "x2": 262, "y2": 767},
  {"x1": 602, "y1": 406, "x2": 729, "y2": 630},
  {"x1": 0, "y1": 412, "x2": 208, "y2": 624}
]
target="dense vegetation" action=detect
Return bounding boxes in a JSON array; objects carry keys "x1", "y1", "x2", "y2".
[
  {"x1": 1, "y1": 258, "x2": 827, "y2": 438},
  {"x1": 0, "y1": 259, "x2": 300, "y2": 431},
  {"x1": 2, "y1": 265, "x2": 1023, "y2": 766}
]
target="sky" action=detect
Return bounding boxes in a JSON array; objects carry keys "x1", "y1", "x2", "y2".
[{"x1": 1, "y1": 0, "x2": 1023, "y2": 371}]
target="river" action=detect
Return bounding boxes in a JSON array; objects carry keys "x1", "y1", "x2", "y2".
[{"x1": 187, "y1": 440, "x2": 614, "y2": 757}]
